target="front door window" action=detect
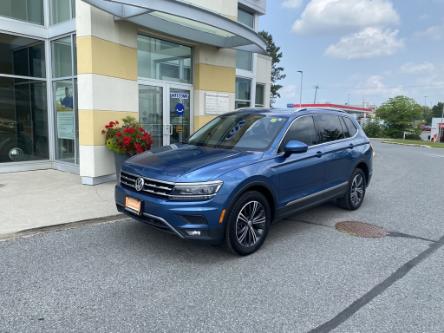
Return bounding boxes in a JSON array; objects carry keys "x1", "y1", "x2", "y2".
[{"x1": 169, "y1": 89, "x2": 191, "y2": 145}]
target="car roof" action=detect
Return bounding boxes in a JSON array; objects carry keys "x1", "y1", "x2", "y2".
[{"x1": 230, "y1": 107, "x2": 350, "y2": 119}]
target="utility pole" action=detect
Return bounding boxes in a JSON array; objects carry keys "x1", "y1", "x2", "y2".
[
  {"x1": 297, "y1": 70, "x2": 303, "y2": 108},
  {"x1": 314, "y1": 85, "x2": 319, "y2": 104}
]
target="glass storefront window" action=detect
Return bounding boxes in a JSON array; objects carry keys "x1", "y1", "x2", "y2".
[
  {"x1": 255, "y1": 84, "x2": 265, "y2": 107},
  {"x1": 236, "y1": 50, "x2": 253, "y2": 71},
  {"x1": 0, "y1": 78, "x2": 48, "y2": 162},
  {"x1": 138, "y1": 35, "x2": 192, "y2": 84},
  {"x1": 0, "y1": 33, "x2": 46, "y2": 78},
  {"x1": 235, "y1": 77, "x2": 252, "y2": 109},
  {"x1": 50, "y1": 0, "x2": 75, "y2": 25},
  {"x1": 51, "y1": 35, "x2": 78, "y2": 164},
  {"x1": 52, "y1": 36, "x2": 72, "y2": 78},
  {"x1": 238, "y1": 8, "x2": 254, "y2": 29},
  {"x1": 0, "y1": 0, "x2": 44, "y2": 25},
  {"x1": 53, "y1": 80, "x2": 76, "y2": 163}
]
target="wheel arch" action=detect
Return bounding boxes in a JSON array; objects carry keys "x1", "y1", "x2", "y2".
[{"x1": 354, "y1": 161, "x2": 369, "y2": 185}]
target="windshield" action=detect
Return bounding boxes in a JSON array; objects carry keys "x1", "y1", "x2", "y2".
[{"x1": 188, "y1": 113, "x2": 287, "y2": 151}]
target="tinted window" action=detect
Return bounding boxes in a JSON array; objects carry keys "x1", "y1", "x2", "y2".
[
  {"x1": 315, "y1": 114, "x2": 345, "y2": 143},
  {"x1": 281, "y1": 116, "x2": 319, "y2": 150},
  {"x1": 343, "y1": 117, "x2": 358, "y2": 137}
]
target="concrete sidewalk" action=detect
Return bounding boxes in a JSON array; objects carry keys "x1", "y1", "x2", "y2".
[{"x1": 0, "y1": 170, "x2": 119, "y2": 236}]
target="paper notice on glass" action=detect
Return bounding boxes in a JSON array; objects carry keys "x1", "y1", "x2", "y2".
[
  {"x1": 57, "y1": 111, "x2": 75, "y2": 140},
  {"x1": 205, "y1": 93, "x2": 230, "y2": 115}
]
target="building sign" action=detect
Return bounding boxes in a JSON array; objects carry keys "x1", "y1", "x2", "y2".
[
  {"x1": 170, "y1": 92, "x2": 189, "y2": 100},
  {"x1": 57, "y1": 111, "x2": 75, "y2": 140},
  {"x1": 175, "y1": 103, "x2": 185, "y2": 116},
  {"x1": 205, "y1": 92, "x2": 230, "y2": 115}
]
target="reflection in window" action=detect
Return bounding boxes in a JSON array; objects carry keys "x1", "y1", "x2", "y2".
[
  {"x1": 50, "y1": 0, "x2": 75, "y2": 25},
  {"x1": 52, "y1": 36, "x2": 72, "y2": 78},
  {"x1": 0, "y1": 78, "x2": 48, "y2": 162},
  {"x1": 255, "y1": 84, "x2": 265, "y2": 107},
  {"x1": 0, "y1": 33, "x2": 46, "y2": 78},
  {"x1": 238, "y1": 8, "x2": 254, "y2": 28},
  {"x1": 236, "y1": 50, "x2": 253, "y2": 71},
  {"x1": 138, "y1": 35, "x2": 192, "y2": 84},
  {"x1": 315, "y1": 114, "x2": 345, "y2": 143},
  {"x1": 0, "y1": 0, "x2": 44, "y2": 25},
  {"x1": 235, "y1": 77, "x2": 251, "y2": 109}
]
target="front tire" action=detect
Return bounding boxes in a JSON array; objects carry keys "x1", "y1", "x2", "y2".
[
  {"x1": 337, "y1": 168, "x2": 366, "y2": 210},
  {"x1": 225, "y1": 191, "x2": 271, "y2": 256}
]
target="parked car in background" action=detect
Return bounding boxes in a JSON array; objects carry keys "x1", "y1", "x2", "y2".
[{"x1": 115, "y1": 108, "x2": 373, "y2": 255}]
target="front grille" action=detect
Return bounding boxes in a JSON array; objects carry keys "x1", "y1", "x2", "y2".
[{"x1": 120, "y1": 171, "x2": 175, "y2": 198}]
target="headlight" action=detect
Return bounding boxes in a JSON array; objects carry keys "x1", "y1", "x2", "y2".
[{"x1": 170, "y1": 181, "x2": 223, "y2": 201}]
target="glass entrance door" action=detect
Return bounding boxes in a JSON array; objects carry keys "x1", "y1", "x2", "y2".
[
  {"x1": 169, "y1": 88, "x2": 191, "y2": 145},
  {"x1": 139, "y1": 85, "x2": 165, "y2": 149},
  {"x1": 139, "y1": 83, "x2": 192, "y2": 148}
]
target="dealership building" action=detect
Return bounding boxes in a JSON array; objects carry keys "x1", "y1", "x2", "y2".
[{"x1": 0, "y1": 0, "x2": 271, "y2": 184}]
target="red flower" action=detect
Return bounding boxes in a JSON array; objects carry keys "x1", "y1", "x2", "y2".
[
  {"x1": 123, "y1": 127, "x2": 136, "y2": 134},
  {"x1": 134, "y1": 142, "x2": 144, "y2": 154},
  {"x1": 123, "y1": 136, "x2": 131, "y2": 146},
  {"x1": 116, "y1": 132, "x2": 122, "y2": 137}
]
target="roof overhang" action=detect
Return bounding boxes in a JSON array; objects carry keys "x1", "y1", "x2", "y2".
[{"x1": 82, "y1": 0, "x2": 267, "y2": 54}]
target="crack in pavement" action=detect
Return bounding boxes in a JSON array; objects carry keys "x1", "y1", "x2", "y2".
[{"x1": 308, "y1": 235, "x2": 444, "y2": 333}]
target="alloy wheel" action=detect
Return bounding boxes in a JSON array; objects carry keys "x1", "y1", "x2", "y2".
[
  {"x1": 350, "y1": 174, "x2": 365, "y2": 207},
  {"x1": 235, "y1": 200, "x2": 266, "y2": 247}
]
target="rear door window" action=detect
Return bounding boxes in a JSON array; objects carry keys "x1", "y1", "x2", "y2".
[
  {"x1": 343, "y1": 117, "x2": 358, "y2": 137},
  {"x1": 280, "y1": 116, "x2": 319, "y2": 151},
  {"x1": 314, "y1": 114, "x2": 345, "y2": 143}
]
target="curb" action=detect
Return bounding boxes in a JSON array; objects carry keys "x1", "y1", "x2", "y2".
[
  {"x1": 381, "y1": 141, "x2": 433, "y2": 149},
  {"x1": 0, "y1": 214, "x2": 126, "y2": 242}
]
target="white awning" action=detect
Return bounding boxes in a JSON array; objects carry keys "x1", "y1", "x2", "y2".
[{"x1": 82, "y1": 0, "x2": 267, "y2": 54}]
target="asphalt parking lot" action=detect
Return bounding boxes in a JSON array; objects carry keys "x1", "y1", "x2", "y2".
[{"x1": 1, "y1": 140, "x2": 443, "y2": 333}]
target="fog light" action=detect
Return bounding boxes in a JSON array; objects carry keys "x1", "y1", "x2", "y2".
[{"x1": 186, "y1": 230, "x2": 201, "y2": 237}]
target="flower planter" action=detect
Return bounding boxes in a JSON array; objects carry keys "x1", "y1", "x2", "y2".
[{"x1": 114, "y1": 153, "x2": 129, "y2": 176}]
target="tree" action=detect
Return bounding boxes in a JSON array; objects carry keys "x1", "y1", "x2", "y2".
[
  {"x1": 258, "y1": 31, "x2": 286, "y2": 105},
  {"x1": 376, "y1": 96, "x2": 423, "y2": 138},
  {"x1": 363, "y1": 122, "x2": 385, "y2": 138},
  {"x1": 431, "y1": 102, "x2": 444, "y2": 119}
]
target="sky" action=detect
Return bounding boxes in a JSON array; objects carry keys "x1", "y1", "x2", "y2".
[{"x1": 260, "y1": 0, "x2": 444, "y2": 108}]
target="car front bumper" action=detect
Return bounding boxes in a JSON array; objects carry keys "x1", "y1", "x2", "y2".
[{"x1": 115, "y1": 185, "x2": 227, "y2": 243}]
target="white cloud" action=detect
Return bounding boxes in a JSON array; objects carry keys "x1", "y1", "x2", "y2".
[
  {"x1": 354, "y1": 75, "x2": 404, "y2": 97},
  {"x1": 279, "y1": 84, "x2": 299, "y2": 102},
  {"x1": 325, "y1": 27, "x2": 404, "y2": 59},
  {"x1": 292, "y1": 0, "x2": 400, "y2": 35},
  {"x1": 415, "y1": 24, "x2": 444, "y2": 41},
  {"x1": 400, "y1": 62, "x2": 436, "y2": 75},
  {"x1": 282, "y1": 0, "x2": 303, "y2": 9}
]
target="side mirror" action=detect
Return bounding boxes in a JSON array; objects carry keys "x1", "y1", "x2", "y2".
[{"x1": 283, "y1": 140, "x2": 308, "y2": 156}]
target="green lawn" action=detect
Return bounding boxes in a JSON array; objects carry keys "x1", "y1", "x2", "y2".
[{"x1": 381, "y1": 139, "x2": 444, "y2": 148}]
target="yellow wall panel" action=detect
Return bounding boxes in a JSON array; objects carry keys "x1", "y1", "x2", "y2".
[
  {"x1": 79, "y1": 110, "x2": 139, "y2": 146},
  {"x1": 194, "y1": 64, "x2": 235, "y2": 93},
  {"x1": 77, "y1": 36, "x2": 137, "y2": 81}
]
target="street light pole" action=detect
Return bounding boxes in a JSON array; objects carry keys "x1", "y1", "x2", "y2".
[
  {"x1": 314, "y1": 85, "x2": 319, "y2": 104},
  {"x1": 297, "y1": 70, "x2": 303, "y2": 108}
]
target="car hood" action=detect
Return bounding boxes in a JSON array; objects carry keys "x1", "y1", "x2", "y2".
[{"x1": 123, "y1": 144, "x2": 263, "y2": 182}]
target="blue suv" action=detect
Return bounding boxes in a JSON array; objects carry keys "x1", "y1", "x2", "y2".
[{"x1": 115, "y1": 108, "x2": 373, "y2": 255}]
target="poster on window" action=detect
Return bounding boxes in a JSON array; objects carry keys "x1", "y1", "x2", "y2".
[{"x1": 57, "y1": 111, "x2": 75, "y2": 140}]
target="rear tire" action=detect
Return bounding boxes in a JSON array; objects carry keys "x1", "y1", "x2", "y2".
[
  {"x1": 225, "y1": 191, "x2": 271, "y2": 256},
  {"x1": 337, "y1": 168, "x2": 366, "y2": 210}
]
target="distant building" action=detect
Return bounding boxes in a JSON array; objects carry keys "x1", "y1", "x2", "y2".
[
  {"x1": 287, "y1": 103, "x2": 375, "y2": 123},
  {"x1": 431, "y1": 118, "x2": 444, "y2": 142}
]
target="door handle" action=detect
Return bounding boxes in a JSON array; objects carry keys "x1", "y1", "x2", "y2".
[
  {"x1": 348, "y1": 143, "x2": 354, "y2": 149},
  {"x1": 315, "y1": 151, "x2": 323, "y2": 158}
]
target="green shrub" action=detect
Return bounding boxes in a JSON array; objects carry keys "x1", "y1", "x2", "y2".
[{"x1": 363, "y1": 122, "x2": 385, "y2": 138}]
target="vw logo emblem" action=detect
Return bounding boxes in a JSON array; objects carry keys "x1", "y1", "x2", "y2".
[{"x1": 135, "y1": 177, "x2": 145, "y2": 192}]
